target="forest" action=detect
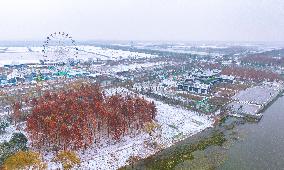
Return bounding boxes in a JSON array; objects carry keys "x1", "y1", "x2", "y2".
[{"x1": 12, "y1": 83, "x2": 157, "y2": 151}]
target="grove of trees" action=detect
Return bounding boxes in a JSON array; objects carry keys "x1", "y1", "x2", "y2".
[
  {"x1": 221, "y1": 66, "x2": 283, "y2": 82},
  {"x1": 26, "y1": 84, "x2": 157, "y2": 151}
]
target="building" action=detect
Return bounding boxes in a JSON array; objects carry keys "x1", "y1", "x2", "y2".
[
  {"x1": 7, "y1": 69, "x2": 25, "y2": 84},
  {"x1": 178, "y1": 69, "x2": 235, "y2": 94},
  {"x1": 218, "y1": 75, "x2": 235, "y2": 83},
  {"x1": 178, "y1": 79, "x2": 211, "y2": 94},
  {"x1": 190, "y1": 69, "x2": 221, "y2": 79}
]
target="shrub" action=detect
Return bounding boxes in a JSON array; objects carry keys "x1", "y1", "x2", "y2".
[
  {"x1": 0, "y1": 119, "x2": 9, "y2": 134},
  {"x1": 2, "y1": 151, "x2": 46, "y2": 170},
  {"x1": 0, "y1": 133, "x2": 28, "y2": 165},
  {"x1": 9, "y1": 133, "x2": 28, "y2": 152},
  {"x1": 144, "y1": 121, "x2": 159, "y2": 136},
  {"x1": 53, "y1": 150, "x2": 81, "y2": 170}
]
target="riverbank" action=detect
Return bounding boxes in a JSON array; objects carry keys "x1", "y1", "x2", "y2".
[
  {"x1": 122, "y1": 82, "x2": 284, "y2": 170},
  {"x1": 120, "y1": 114, "x2": 246, "y2": 170}
]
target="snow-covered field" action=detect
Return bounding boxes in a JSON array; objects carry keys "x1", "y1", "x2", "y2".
[
  {"x1": 79, "y1": 46, "x2": 158, "y2": 60},
  {"x1": 229, "y1": 82, "x2": 284, "y2": 116},
  {"x1": 5, "y1": 47, "x2": 30, "y2": 53},
  {"x1": 0, "y1": 46, "x2": 158, "y2": 67},
  {"x1": 232, "y1": 83, "x2": 281, "y2": 105},
  {"x1": 0, "y1": 121, "x2": 29, "y2": 144},
  {"x1": 0, "y1": 52, "x2": 41, "y2": 66}
]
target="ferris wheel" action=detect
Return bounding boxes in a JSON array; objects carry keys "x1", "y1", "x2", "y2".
[{"x1": 42, "y1": 32, "x2": 79, "y2": 65}]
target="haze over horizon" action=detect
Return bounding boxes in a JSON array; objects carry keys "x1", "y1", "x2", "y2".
[{"x1": 0, "y1": 0, "x2": 283, "y2": 42}]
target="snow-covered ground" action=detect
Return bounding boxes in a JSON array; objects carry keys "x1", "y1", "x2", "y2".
[
  {"x1": 0, "y1": 45, "x2": 158, "y2": 67},
  {"x1": 0, "y1": 125, "x2": 18, "y2": 143},
  {"x1": 0, "y1": 52, "x2": 41, "y2": 66},
  {"x1": 5, "y1": 47, "x2": 30, "y2": 53},
  {"x1": 78, "y1": 46, "x2": 158, "y2": 61},
  {"x1": 229, "y1": 82, "x2": 284, "y2": 116},
  {"x1": 0, "y1": 121, "x2": 29, "y2": 144},
  {"x1": 228, "y1": 101, "x2": 261, "y2": 116}
]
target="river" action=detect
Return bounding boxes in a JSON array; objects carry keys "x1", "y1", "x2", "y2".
[
  {"x1": 124, "y1": 95, "x2": 284, "y2": 170},
  {"x1": 218, "y1": 95, "x2": 284, "y2": 170}
]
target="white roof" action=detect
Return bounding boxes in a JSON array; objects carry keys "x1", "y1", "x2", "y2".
[
  {"x1": 184, "y1": 82, "x2": 210, "y2": 89},
  {"x1": 7, "y1": 69, "x2": 24, "y2": 80},
  {"x1": 220, "y1": 75, "x2": 235, "y2": 80},
  {"x1": 192, "y1": 69, "x2": 221, "y2": 77},
  {"x1": 89, "y1": 73, "x2": 102, "y2": 77},
  {"x1": 194, "y1": 82, "x2": 210, "y2": 89}
]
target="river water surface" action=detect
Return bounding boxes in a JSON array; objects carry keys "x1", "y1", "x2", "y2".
[{"x1": 218, "y1": 95, "x2": 284, "y2": 170}]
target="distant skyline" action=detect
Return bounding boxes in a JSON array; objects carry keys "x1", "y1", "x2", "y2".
[{"x1": 0, "y1": 0, "x2": 283, "y2": 42}]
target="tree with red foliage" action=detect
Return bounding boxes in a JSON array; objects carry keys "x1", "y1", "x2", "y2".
[
  {"x1": 12, "y1": 102, "x2": 22, "y2": 125},
  {"x1": 221, "y1": 66, "x2": 283, "y2": 82},
  {"x1": 26, "y1": 84, "x2": 157, "y2": 151}
]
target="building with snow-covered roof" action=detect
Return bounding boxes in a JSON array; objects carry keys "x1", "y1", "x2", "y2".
[
  {"x1": 7, "y1": 69, "x2": 25, "y2": 84},
  {"x1": 178, "y1": 81, "x2": 210, "y2": 94},
  {"x1": 219, "y1": 75, "x2": 235, "y2": 83},
  {"x1": 178, "y1": 69, "x2": 234, "y2": 94},
  {"x1": 190, "y1": 69, "x2": 221, "y2": 79}
]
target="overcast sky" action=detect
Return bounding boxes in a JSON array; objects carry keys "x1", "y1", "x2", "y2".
[{"x1": 0, "y1": 0, "x2": 283, "y2": 42}]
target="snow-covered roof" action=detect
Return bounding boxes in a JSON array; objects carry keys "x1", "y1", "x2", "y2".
[
  {"x1": 88, "y1": 73, "x2": 101, "y2": 77},
  {"x1": 68, "y1": 70, "x2": 89, "y2": 76},
  {"x1": 220, "y1": 75, "x2": 235, "y2": 80},
  {"x1": 194, "y1": 82, "x2": 210, "y2": 89},
  {"x1": 183, "y1": 81, "x2": 210, "y2": 89},
  {"x1": 191, "y1": 69, "x2": 221, "y2": 77},
  {"x1": 7, "y1": 69, "x2": 24, "y2": 80},
  {"x1": 222, "y1": 60, "x2": 232, "y2": 65}
]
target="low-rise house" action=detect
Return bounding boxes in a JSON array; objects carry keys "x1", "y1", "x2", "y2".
[
  {"x1": 7, "y1": 69, "x2": 25, "y2": 84},
  {"x1": 218, "y1": 75, "x2": 235, "y2": 83},
  {"x1": 190, "y1": 69, "x2": 221, "y2": 79},
  {"x1": 178, "y1": 81, "x2": 210, "y2": 94},
  {"x1": 178, "y1": 69, "x2": 235, "y2": 94}
]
